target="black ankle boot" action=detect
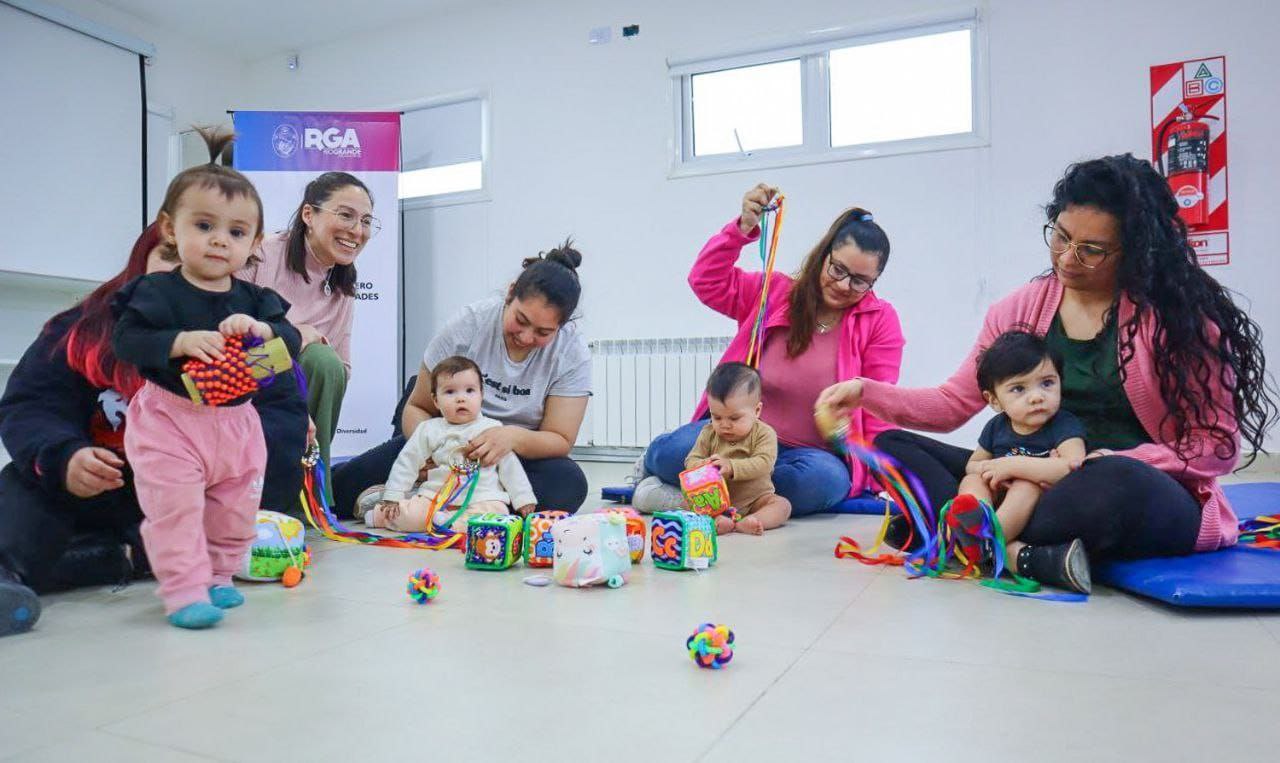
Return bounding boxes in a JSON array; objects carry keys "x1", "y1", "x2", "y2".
[
  {"x1": 884, "y1": 514, "x2": 923, "y2": 552},
  {"x1": 47, "y1": 535, "x2": 133, "y2": 591},
  {"x1": 0, "y1": 563, "x2": 41, "y2": 637},
  {"x1": 1016, "y1": 538, "x2": 1092, "y2": 594}
]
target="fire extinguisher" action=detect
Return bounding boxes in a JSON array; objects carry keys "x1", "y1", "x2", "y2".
[{"x1": 1155, "y1": 103, "x2": 1219, "y2": 229}]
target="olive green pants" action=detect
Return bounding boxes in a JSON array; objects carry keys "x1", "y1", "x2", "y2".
[{"x1": 299, "y1": 343, "x2": 348, "y2": 503}]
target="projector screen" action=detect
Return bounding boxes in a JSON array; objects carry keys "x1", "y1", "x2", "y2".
[{"x1": 0, "y1": 2, "x2": 145, "y2": 282}]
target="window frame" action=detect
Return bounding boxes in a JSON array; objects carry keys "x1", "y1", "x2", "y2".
[
  {"x1": 668, "y1": 9, "x2": 988, "y2": 178},
  {"x1": 395, "y1": 91, "x2": 491, "y2": 210}
]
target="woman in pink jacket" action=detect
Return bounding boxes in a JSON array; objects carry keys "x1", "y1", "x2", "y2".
[
  {"x1": 819, "y1": 155, "x2": 1276, "y2": 580},
  {"x1": 636, "y1": 183, "x2": 905, "y2": 515}
]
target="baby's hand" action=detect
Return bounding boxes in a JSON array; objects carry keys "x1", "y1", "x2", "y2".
[
  {"x1": 708, "y1": 454, "x2": 733, "y2": 479},
  {"x1": 980, "y1": 457, "x2": 1018, "y2": 491},
  {"x1": 174, "y1": 330, "x2": 225, "y2": 363},
  {"x1": 218, "y1": 313, "x2": 273, "y2": 339},
  {"x1": 515, "y1": 503, "x2": 536, "y2": 517}
]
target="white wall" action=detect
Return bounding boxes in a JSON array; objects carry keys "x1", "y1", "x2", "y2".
[
  {"x1": 229, "y1": 0, "x2": 1279, "y2": 449},
  {"x1": 49, "y1": 0, "x2": 243, "y2": 130}
]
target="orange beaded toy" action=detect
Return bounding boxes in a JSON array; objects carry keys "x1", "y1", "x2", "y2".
[{"x1": 180, "y1": 335, "x2": 293, "y2": 406}]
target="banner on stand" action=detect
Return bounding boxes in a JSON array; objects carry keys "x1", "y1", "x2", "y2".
[
  {"x1": 1150, "y1": 56, "x2": 1229, "y2": 266},
  {"x1": 233, "y1": 111, "x2": 400, "y2": 456}
]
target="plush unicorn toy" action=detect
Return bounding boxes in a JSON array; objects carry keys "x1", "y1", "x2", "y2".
[{"x1": 552, "y1": 513, "x2": 631, "y2": 589}]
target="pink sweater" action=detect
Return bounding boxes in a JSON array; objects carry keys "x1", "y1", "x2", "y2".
[
  {"x1": 861, "y1": 276, "x2": 1238, "y2": 551},
  {"x1": 689, "y1": 219, "x2": 906, "y2": 495},
  {"x1": 242, "y1": 232, "x2": 354, "y2": 375}
]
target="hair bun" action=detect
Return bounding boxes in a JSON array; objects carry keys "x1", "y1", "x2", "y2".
[{"x1": 533, "y1": 237, "x2": 582, "y2": 272}]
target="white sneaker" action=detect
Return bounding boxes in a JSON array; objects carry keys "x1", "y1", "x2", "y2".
[
  {"x1": 626, "y1": 452, "x2": 650, "y2": 486},
  {"x1": 632, "y1": 476, "x2": 686, "y2": 515},
  {"x1": 355, "y1": 485, "x2": 385, "y2": 521}
]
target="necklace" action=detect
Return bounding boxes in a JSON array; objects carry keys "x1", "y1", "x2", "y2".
[{"x1": 816, "y1": 320, "x2": 834, "y2": 334}]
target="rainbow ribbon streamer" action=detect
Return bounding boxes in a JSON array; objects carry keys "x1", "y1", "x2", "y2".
[
  {"x1": 744, "y1": 194, "x2": 786, "y2": 369},
  {"x1": 831, "y1": 433, "x2": 1086, "y2": 602},
  {"x1": 298, "y1": 449, "x2": 469, "y2": 551},
  {"x1": 1238, "y1": 515, "x2": 1280, "y2": 550}
]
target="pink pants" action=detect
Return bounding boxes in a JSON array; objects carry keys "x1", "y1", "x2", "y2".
[{"x1": 125, "y1": 382, "x2": 266, "y2": 614}]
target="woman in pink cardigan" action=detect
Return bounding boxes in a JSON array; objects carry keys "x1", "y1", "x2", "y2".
[
  {"x1": 819, "y1": 155, "x2": 1276, "y2": 581},
  {"x1": 636, "y1": 183, "x2": 905, "y2": 515}
]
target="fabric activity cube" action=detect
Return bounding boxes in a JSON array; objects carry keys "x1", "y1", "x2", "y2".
[
  {"x1": 552, "y1": 513, "x2": 631, "y2": 588},
  {"x1": 607, "y1": 507, "x2": 647, "y2": 563},
  {"x1": 181, "y1": 335, "x2": 293, "y2": 406},
  {"x1": 465, "y1": 513, "x2": 524, "y2": 570},
  {"x1": 236, "y1": 510, "x2": 310, "y2": 582},
  {"x1": 650, "y1": 510, "x2": 718, "y2": 570},
  {"x1": 523, "y1": 510, "x2": 570, "y2": 568},
  {"x1": 679, "y1": 464, "x2": 732, "y2": 518}
]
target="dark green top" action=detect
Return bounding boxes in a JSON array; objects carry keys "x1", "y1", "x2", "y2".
[{"x1": 1045, "y1": 313, "x2": 1151, "y2": 451}]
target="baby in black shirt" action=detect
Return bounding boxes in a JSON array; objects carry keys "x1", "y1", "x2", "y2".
[
  {"x1": 958, "y1": 330, "x2": 1089, "y2": 593},
  {"x1": 111, "y1": 128, "x2": 299, "y2": 630}
]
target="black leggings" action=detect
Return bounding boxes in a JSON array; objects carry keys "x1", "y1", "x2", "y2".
[
  {"x1": 872, "y1": 430, "x2": 1203, "y2": 560},
  {"x1": 0, "y1": 464, "x2": 142, "y2": 592},
  {"x1": 331, "y1": 435, "x2": 589, "y2": 517}
]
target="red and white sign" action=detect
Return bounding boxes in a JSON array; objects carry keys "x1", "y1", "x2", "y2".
[{"x1": 1150, "y1": 56, "x2": 1229, "y2": 266}]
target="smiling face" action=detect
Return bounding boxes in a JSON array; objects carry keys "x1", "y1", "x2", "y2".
[
  {"x1": 159, "y1": 185, "x2": 262, "y2": 290},
  {"x1": 300, "y1": 184, "x2": 374, "y2": 267},
  {"x1": 433, "y1": 368, "x2": 483, "y2": 425},
  {"x1": 819, "y1": 243, "x2": 882, "y2": 311},
  {"x1": 984, "y1": 357, "x2": 1063, "y2": 435},
  {"x1": 501, "y1": 294, "x2": 562, "y2": 358}
]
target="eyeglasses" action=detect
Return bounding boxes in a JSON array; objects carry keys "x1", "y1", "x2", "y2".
[
  {"x1": 825, "y1": 255, "x2": 878, "y2": 293},
  {"x1": 1043, "y1": 223, "x2": 1115, "y2": 269},
  {"x1": 312, "y1": 205, "x2": 382, "y2": 238}
]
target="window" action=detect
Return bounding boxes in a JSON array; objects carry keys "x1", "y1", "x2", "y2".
[
  {"x1": 691, "y1": 60, "x2": 803, "y2": 156},
  {"x1": 399, "y1": 96, "x2": 486, "y2": 204},
  {"x1": 670, "y1": 11, "x2": 985, "y2": 175}
]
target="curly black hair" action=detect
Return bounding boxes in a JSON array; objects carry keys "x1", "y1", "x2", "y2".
[{"x1": 1046, "y1": 154, "x2": 1277, "y2": 467}]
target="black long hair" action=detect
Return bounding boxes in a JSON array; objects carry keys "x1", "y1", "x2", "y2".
[
  {"x1": 284, "y1": 172, "x2": 372, "y2": 298},
  {"x1": 511, "y1": 239, "x2": 583, "y2": 324},
  {"x1": 1046, "y1": 154, "x2": 1277, "y2": 466}
]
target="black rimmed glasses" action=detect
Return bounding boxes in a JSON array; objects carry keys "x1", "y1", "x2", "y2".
[{"x1": 826, "y1": 255, "x2": 878, "y2": 293}]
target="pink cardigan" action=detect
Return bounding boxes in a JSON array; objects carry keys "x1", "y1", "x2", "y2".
[
  {"x1": 861, "y1": 276, "x2": 1239, "y2": 551},
  {"x1": 689, "y1": 219, "x2": 906, "y2": 495}
]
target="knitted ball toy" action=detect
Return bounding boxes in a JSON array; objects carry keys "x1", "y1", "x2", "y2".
[
  {"x1": 407, "y1": 568, "x2": 440, "y2": 604},
  {"x1": 687, "y1": 623, "x2": 735, "y2": 669}
]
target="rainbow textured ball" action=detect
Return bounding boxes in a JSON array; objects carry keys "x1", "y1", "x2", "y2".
[
  {"x1": 687, "y1": 623, "x2": 735, "y2": 669},
  {"x1": 407, "y1": 568, "x2": 440, "y2": 604}
]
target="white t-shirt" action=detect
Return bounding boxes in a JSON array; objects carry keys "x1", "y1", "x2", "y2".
[{"x1": 423, "y1": 296, "x2": 592, "y2": 431}]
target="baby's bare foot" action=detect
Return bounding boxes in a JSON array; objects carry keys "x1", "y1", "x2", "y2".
[
  {"x1": 714, "y1": 515, "x2": 736, "y2": 535},
  {"x1": 738, "y1": 515, "x2": 764, "y2": 536}
]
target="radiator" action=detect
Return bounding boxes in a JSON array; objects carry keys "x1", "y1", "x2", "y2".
[{"x1": 582, "y1": 337, "x2": 732, "y2": 449}]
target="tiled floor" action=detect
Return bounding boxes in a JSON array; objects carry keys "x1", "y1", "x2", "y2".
[{"x1": 3, "y1": 463, "x2": 1278, "y2": 762}]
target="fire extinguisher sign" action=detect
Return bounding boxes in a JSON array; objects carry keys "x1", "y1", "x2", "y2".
[{"x1": 1150, "y1": 56, "x2": 1229, "y2": 266}]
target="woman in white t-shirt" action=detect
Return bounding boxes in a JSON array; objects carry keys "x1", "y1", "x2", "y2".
[{"x1": 332, "y1": 242, "x2": 592, "y2": 515}]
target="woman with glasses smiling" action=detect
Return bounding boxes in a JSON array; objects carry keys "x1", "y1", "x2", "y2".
[
  {"x1": 819, "y1": 154, "x2": 1277, "y2": 579},
  {"x1": 633, "y1": 183, "x2": 905, "y2": 516},
  {"x1": 242, "y1": 171, "x2": 379, "y2": 497}
]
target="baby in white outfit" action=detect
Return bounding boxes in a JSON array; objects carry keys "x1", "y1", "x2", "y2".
[{"x1": 366, "y1": 356, "x2": 536, "y2": 531}]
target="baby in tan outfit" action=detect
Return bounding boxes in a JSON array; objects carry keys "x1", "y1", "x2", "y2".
[{"x1": 685, "y1": 363, "x2": 792, "y2": 536}]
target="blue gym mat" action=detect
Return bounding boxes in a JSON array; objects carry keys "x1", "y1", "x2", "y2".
[{"x1": 1095, "y1": 481, "x2": 1280, "y2": 609}]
